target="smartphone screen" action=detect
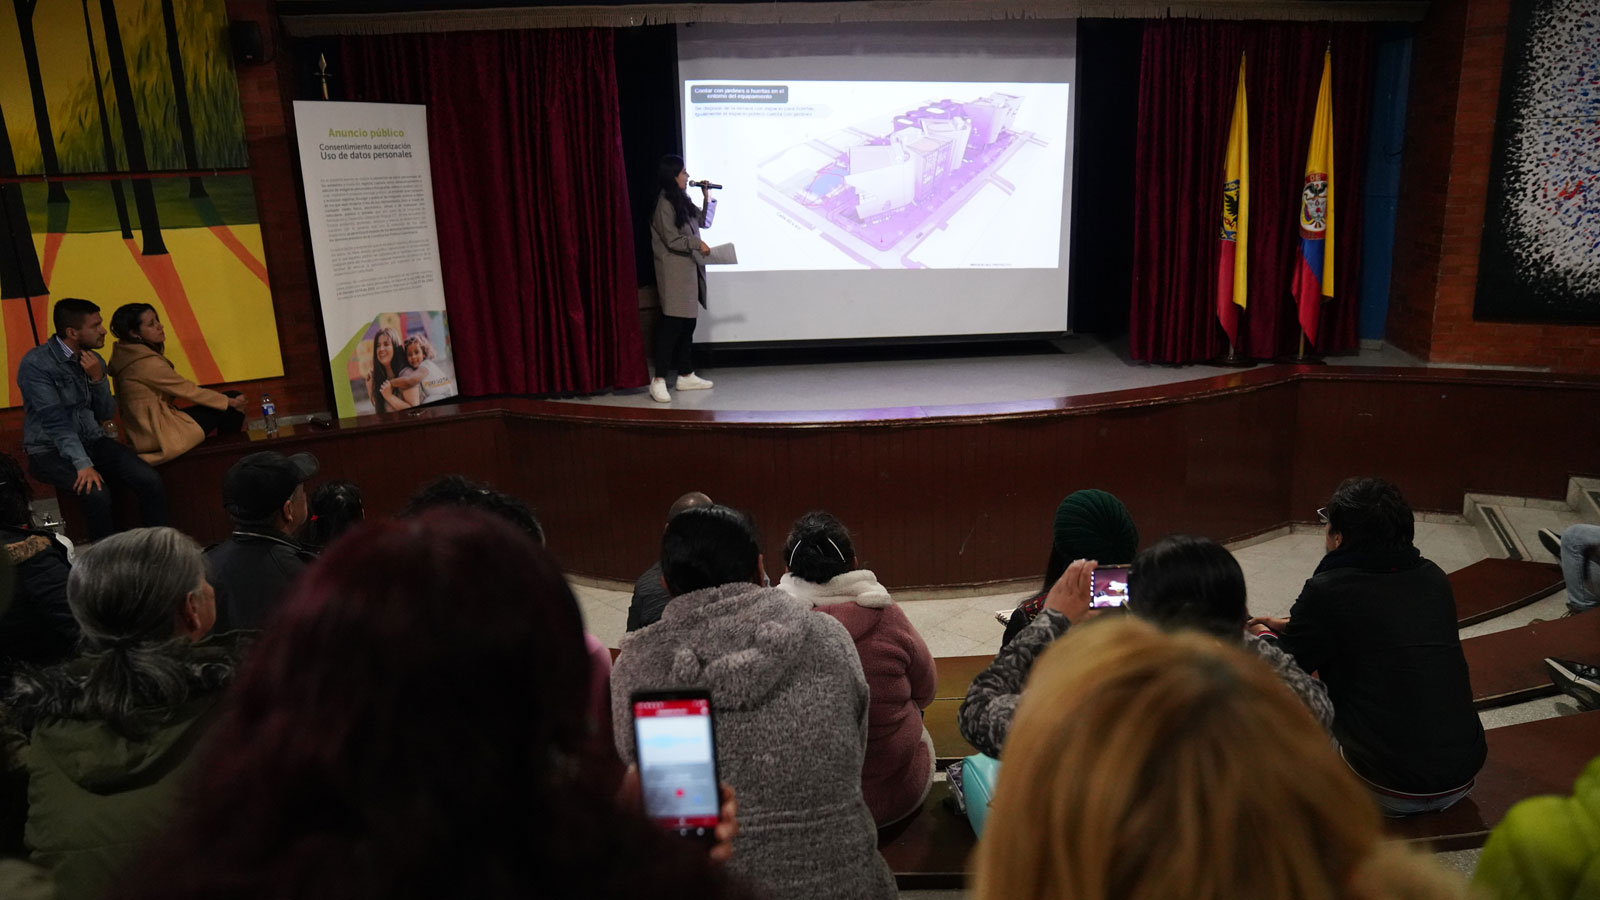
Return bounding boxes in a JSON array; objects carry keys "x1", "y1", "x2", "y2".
[
  {"x1": 1090, "y1": 565, "x2": 1132, "y2": 609},
  {"x1": 632, "y1": 692, "x2": 721, "y2": 839}
]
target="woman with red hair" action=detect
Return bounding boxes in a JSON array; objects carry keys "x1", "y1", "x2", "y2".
[{"x1": 121, "y1": 510, "x2": 744, "y2": 900}]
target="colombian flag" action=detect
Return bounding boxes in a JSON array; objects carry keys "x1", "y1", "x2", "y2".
[
  {"x1": 1294, "y1": 47, "x2": 1334, "y2": 347},
  {"x1": 1216, "y1": 54, "x2": 1249, "y2": 346}
]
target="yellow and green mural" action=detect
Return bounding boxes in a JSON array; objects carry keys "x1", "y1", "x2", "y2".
[{"x1": 0, "y1": 0, "x2": 281, "y2": 408}]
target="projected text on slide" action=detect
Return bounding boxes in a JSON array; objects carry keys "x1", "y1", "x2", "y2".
[{"x1": 684, "y1": 80, "x2": 1070, "y2": 273}]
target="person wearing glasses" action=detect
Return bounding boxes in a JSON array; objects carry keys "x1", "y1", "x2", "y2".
[{"x1": 1248, "y1": 477, "x2": 1485, "y2": 816}]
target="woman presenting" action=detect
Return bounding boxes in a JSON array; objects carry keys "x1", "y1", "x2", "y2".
[
  {"x1": 107, "y1": 303, "x2": 245, "y2": 465},
  {"x1": 649, "y1": 155, "x2": 717, "y2": 403}
]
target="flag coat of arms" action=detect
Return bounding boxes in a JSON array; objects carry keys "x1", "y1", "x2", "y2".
[
  {"x1": 1294, "y1": 47, "x2": 1335, "y2": 347},
  {"x1": 1216, "y1": 54, "x2": 1249, "y2": 346}
]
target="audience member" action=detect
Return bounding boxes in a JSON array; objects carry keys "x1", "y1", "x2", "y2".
[
  {"x1": 0, "y1": 453, "x2": 77, "y2": 681},
  {"x1": 1538, "y1": 525, "x2": 1598, "y2": 617},
  {"x1": 1000, "y1": 488, "x2": 1138, "y2": 647},
  {"x1": 18, "y1": 298, "x2": 166, "y2": 540},
  {"x1": 1472, "y1": 754, "x2": 1600, "y2": 900},
  {"x1": 4, "y1": 527, "x2": 244, "y2": 900},
  {"x1": 627, "y1": 490, "x2": 713, "y2": 631},
  {"x1": 397, "y1": 476, "x2": 613, "y2": 773},
  {"x1": 119, "y1": 510, "x2": 748, "y2": 900},
  {"x1": 399, "y1": 474, "x2": 546, "y2": 545},
  {"x1": 1250, "y1": 477, "x2": 1486, "y2": 816},
  {"x1": 304, "y1": 480, "x2": 364, "y2": 552},
  {"x1": 205, "y1": 452, "x2": 319, "y2": 632},
  {"x1": 972, "y1": 617, "x2": 1466, "y2": 900},
  {"x1": 611, "y1": 505, "x2": 896, "y2": 900},
  {"x1": 105, "y1": 302, "x2": 245, "y2": 465},
  {"x1": 778, "y1": 510, "x2": 935, "y2": 827},
  {"x1": 956, "y1": 535, "x2": 1334, "y2": 817}
]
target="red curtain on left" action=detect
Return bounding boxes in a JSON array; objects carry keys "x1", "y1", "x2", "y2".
[
  {"x1": 340, "y1": 29, "x2": 647, "y2": 395},
  {"x1": 1130, "y1": 20, "x2": 1375, "y2": 363}
]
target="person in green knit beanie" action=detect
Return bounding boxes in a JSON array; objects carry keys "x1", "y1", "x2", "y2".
[
  {"x1": 1000, "y1": 489, "x2": 1139, "y2": 647},
  {"x1": 1473, "y1": 755, "x2": 1600, "y2": 900}
]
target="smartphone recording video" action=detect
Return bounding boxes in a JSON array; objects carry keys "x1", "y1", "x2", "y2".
[
  {"x1": 1090, "y1": 564, "x2": 1132, "y2": 609},
  {"x1": 632, "y1": 690, "x2": 722, "y2": 840}
]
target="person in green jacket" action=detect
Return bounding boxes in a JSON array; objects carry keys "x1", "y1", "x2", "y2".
[
  {"x1": 2, "y1": 527, "x2": 243, "y2": 900},
  {"x1": 1474, "y1": 755, "x2": 1600, "y2": 900}
]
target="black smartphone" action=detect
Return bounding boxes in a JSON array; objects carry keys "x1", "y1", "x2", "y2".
[
  {"x1": 1090, "y1": 564, "x2": 1133, "y2": 609},
  {"x1": 631, "y1": 689, "x2": 722, "y2": 840}
]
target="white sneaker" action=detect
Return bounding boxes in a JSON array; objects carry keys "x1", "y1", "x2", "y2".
[
  {"x1": 676, "y1": 373, "x2": 714, "y2": 390},
  {"x1": 648, "y1": 378, "x2": 671, "y2": 403}
]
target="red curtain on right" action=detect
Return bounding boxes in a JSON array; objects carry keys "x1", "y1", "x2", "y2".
[
  {"x1": 341, "y1": 29, "x2": 647, "y2": 396},
  {"x1": 1130, "y1": 20, "x2": 1375, "y2": 363}
]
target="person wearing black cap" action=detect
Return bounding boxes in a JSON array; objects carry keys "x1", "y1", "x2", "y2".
[{"x1": 205, "y1": 451, "x2": 319, "y2": 632}]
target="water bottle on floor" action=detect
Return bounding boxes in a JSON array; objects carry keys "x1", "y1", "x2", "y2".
[{"x1": 261, "y1": 394, "x2": 278, "y2": 438}]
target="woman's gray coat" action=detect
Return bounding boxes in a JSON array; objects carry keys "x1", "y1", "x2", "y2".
[
  {"x1": 650, "y1": 193, "x2": 715, "y2": 319},
  {"x1": 611, "y1": 581, "x2": 897, "y2": 900}
]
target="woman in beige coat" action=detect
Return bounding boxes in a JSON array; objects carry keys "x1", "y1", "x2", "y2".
[
  {"x1": 106, "y1": 304, "x2": 245, "y2": 465},
  {"x1": 648, "y1": 154, "x2": 717, "y2": 404}
]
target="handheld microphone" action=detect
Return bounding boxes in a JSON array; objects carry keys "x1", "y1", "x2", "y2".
[{"x1": 690, "y1": 179, "x2": 723, "y2": 190}]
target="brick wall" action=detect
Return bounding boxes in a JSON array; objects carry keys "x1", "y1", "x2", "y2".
[{"x1": 1388, "y1": 0, "x2": 1600, "y2": 373}]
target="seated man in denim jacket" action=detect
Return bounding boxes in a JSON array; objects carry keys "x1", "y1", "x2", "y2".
[{"x1": 18, "y1": 298, "x2": 166, "y2": 540}]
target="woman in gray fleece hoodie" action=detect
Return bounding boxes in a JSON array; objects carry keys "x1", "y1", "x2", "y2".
[{"x1": 611, "y1": 506, "x2": 897, "y2": 900}]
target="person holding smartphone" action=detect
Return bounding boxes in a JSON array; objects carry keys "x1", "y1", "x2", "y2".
[
  {"x1": 960, "y1": 535, "x2": 1334, "y2": 770},
  {"x1": 611, "y1": 505, "x2": 896, "y2": 900},
  {"x1": 120, "y1": 510, "x2": 750, "y2": 900}
]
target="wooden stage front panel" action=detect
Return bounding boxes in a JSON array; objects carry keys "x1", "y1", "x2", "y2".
[{"x1": 75, "y1": 365, "x2": 1600, "y2": 589}]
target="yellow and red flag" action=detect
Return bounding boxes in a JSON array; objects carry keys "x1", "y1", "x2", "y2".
[
  {"x1": 1216, "y1": 53, "x2": 1249, "y2": 346},
  {"x1": 1294, "y1": 47, "x2": 1334, "y2": 347}
]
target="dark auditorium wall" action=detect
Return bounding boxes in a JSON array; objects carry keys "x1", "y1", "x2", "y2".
[{"x1": 1387, "y1": 0, "x2": 1600, "y2": 373}]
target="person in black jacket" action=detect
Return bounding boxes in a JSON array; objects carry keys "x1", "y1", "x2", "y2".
[
  {"x1": 0, "y1": 452, "x2": 77, "y2": 681},
  {"x1": 204, "y1": 452, "x2": 319, "y2": 632},
  {"x1": 626, "y1": 491, "x2": 713, "y2": 632},
  {"x1": 1250, "y1": 477, "x2": 1486, "y2": 816}
]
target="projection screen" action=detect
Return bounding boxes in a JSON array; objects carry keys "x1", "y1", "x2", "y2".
[{"x1": 676, "y1": 21, "x2": 1079, "y2": 344}]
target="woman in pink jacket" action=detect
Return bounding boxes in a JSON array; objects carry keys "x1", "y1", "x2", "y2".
[{"x1": 778, "y1": 511, "x2": 937, "y2": 826}]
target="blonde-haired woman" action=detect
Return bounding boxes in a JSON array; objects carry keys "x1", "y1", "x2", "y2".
[{"x1": 972, "y1": 617, "x2": 1466, "y2": 900}]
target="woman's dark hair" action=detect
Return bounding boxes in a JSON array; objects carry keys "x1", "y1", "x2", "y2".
[
  {"x1": 368, "y1": 326, "x2": 405, "y2": 413},
  {"x1": 109, "y1": 302, "x2": 162, "y2": 352},
  {"x1": 399, "y1": 475, "x2": 545, "y2": 546},
  {"x1": 121, "y1": 510, "x2": 748, "y2": 900},
  {"x1": 1127, "y1": 535, "x2": 1248, "y2": 640},
  {"x1": 1325, "y1": 477, "x2": 1414, "y2": 553},
  {"x1": 4, "y1": 527, "x2": 241, "y2": 741},
  {"x1": 0, "y1": 452, "x2": 32, "y2": 528},
  {"x1": 657, "y1": 154, "x2": 700, "y2": 229},
  {"x1": 783, "y1": 510, "x2": 855, "y2": 584},
  {"x1": 662, "y1": 505, "x2": 761, "y2": 596},
  {"x1": 306, "y1": 480, "x2": 364, "y2": 551}
]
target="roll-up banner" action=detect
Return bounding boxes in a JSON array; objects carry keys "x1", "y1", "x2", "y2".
[{"x1": 293, "y1": 101, "x2": 458, "y2": 418}]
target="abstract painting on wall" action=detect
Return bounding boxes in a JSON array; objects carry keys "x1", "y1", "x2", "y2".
[
  {"x1": 0, "y1": 0, "x2": 282, "y2": 408},
  {"x1": 1473, "y1": 0, "x2": 1600, "y2": 324}
]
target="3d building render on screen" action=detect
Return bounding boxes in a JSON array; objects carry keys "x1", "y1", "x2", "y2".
[{"x1": 759, "y1": 92, "x2": 1036, "y2": 268}]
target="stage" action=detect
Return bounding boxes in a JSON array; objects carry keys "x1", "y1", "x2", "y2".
[
  {"x1": 558, "y1": 335, "x2": 1456, "y2": 413},
  {"x1": 64, "y1": 338, "x2": 1595, "y2": 593}
]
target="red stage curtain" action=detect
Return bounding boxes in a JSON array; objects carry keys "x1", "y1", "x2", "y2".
[
  {"x1": 1131, "y1": 21, "x2": 1375, "y2": 363},
  {"x1": 341, "y1": 29, "x2": 647, "y2": 395}
]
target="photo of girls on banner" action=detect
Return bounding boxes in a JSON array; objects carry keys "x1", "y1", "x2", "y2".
[{"x1": 343, "y1": 311, "x2": 457, "y2": 415}]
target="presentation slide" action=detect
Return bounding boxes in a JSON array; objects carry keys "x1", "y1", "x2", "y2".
[
  {"x1": 684, "y1": 80, "x2": 1071, "y2": 272},
  {"x1": 677, "y1": 22, "x2": 1078, "y2": 344}
]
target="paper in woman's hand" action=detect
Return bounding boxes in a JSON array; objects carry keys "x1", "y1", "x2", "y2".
[{"x1": 703, "y1": 243, "x2": 738, "y2": 265}]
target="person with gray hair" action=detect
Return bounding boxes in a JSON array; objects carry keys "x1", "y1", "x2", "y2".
[{"x1": 3, "y1": 527, "x2": 245, "y2": 900}]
